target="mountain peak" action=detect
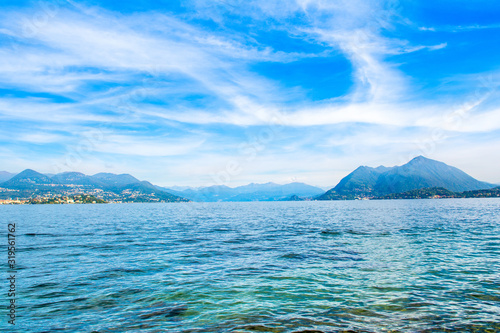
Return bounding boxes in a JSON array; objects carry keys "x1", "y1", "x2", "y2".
[
  {"x1": 19, "y1": 168, "x2": 39, "y2": 174},
  {"x1": 408, "y1": 155, "x2": 433, "y2": 164},
  {"x1": 15, "y1": 169, "x2": 51, "y2": 179},
  {"x1": 2, "y1": 169, "x2": 55, "y2": 187}
]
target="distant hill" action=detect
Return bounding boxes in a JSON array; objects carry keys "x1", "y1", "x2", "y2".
[
  {"x1": 162, "y1": 182, "x2": 325, "y2": 202},
  {"x1": 0, "y1": 171, "x2": 16, "y2": 183},
  {"x1": 460, "y1": 187, "x2": 500, "y2": 198},
  {"x1": 318, "y1": 156, "x2": 495, "y2": 200},
  {"x1": 285, "y1": 195, "x2": 307, "y2": 201}
]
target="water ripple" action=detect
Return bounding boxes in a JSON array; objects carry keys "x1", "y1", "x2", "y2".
[{"x1": 1, "y1": 199, "x2": 499, "y2": 332}]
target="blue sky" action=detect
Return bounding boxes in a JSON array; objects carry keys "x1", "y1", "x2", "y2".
[{"x1": 0, "y1": 0, "x2": 499, "y2": 187}]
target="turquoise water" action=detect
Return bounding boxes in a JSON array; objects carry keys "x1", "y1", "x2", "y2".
[{"x1": 1, "y1": 199, "x2": 500, "y2": 332}]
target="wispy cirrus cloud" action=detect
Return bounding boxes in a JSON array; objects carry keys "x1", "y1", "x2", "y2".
[{"x1": 419, "y1": 23, "x2": 500, "y2": 33}]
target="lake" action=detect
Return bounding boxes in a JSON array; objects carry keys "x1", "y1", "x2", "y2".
[{"x1": 1, "y1": 199, "x2": 499, "y2": 332}]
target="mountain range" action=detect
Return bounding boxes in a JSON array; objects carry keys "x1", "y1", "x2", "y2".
[
  {"x1": 160, "y1": 182, "x2": 325, "y2": 202},
  {"x1": 0, "y1": 156, "x2": 497, "y2": 203},
  {"x1": 0, "y1": 169, "x2": 188, "y2": 202},
  {"x1": 0, "y1": 169, "x2": 324, "y2": 202},
  {"x1": 318, "y1": 156, "x2": 495, "y2": 200}
]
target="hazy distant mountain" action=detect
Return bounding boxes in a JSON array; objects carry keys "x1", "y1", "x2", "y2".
[
  {"x1": 226, "y1": 182, "x2": 324, "y2": 202},
  {"x1": 318, "y1": 156, "x2": 494, "y2": 200},
  {"x1": 0, "y1": 171, "x2": 15, "y2": 183},
  {"x1": 159, "y1": 185, "x2": 229, "y2": 201},
  {"x1": 163, "y1": 182, "x2": 325, "y2": 202},
  {"x1": 117, "y1": 181, "x2": 189, "y2": 202},
  {"x1": 166, "y1": 185, "x2": 196, "y2": 191}
]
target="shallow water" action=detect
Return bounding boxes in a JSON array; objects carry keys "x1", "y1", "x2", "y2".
[{"x1": 1, "y1": 199, "x2": 499, "y2": 332}]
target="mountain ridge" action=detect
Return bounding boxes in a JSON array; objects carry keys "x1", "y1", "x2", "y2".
[
  {"x1": 161, "y1": 182, "x2": 325, "y2": 202},
  {"x1": 0, "y1": 169, "x2": 187, "y2": 202}
]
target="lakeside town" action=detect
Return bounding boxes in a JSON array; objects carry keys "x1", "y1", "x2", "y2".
[{"x1": 0, "y1": 194, "x2": 107, "y2": 205}]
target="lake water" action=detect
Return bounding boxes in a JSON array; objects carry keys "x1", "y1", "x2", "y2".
[{"x1": 1, "y1": 199, "x2": 499, "y2": 332}]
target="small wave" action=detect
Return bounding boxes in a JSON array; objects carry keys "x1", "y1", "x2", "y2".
[{"x1": 28, "y1": 282, "x2": 60, "y2": 290}]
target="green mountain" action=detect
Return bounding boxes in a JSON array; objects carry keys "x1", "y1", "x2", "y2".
[{"x1": 318, "y1": 156, "x2": 495, "y2": 200}]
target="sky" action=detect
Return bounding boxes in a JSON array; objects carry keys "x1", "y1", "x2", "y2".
[{"x1": 0, "y1": 0, "x2": 499, "y2": 188}]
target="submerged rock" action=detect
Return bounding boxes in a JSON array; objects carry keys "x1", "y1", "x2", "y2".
[{"x1": 139, "y1": 304, "x2": 187, "y2": 319}]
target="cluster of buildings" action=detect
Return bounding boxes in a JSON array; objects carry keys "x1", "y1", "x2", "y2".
[{"x1": 0, "y1": 199, "x2": 28, "y2": 205}]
